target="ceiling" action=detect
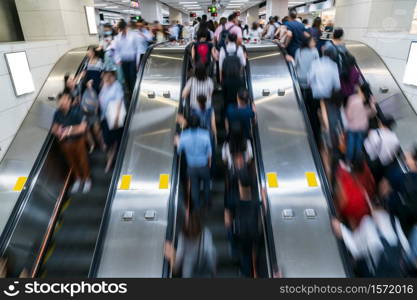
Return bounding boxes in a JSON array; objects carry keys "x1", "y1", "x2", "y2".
[{"x1": 93, "y1": 0, "x2": 308, "y2": 16}]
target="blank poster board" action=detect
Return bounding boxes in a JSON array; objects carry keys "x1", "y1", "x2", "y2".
[
  {"x1": 403, "y1": 41, "x2": 417, "y2": 86},
  {"x1": 4, "y1": 52, "x2": 35, "y2": 96},
  {"x1": 85, "y1": 6, "x2": 98, "y2": 35}
]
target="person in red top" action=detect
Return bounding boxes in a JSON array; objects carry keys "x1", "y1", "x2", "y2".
[{"x1": 335, "y1": 158, "x2": 375, "y2": 229}]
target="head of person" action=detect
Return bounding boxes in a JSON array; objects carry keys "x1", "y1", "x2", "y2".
[
  {"x1": 228, "y1": 13, "x2": 238, "y2": 25},
  {"x1": 188, "y1": 114, "x2": 200, "y2": 129},
  {"x1": 194, "y1": 62, "x2": 208, "y2": 81},
  {"x1": 227, "y1": 32, "x2": 237, "y2": 44},
  {"x1": 289, "y1": 9, "x2": 297, "y2": 20},
  {"x1": 269, "y1": 18, "x2": 274, "y2": 25},
  {"x1": 333, "y1": 27, "x2": 344, "y2": 40},
  {"x1": 64, "y1": 74, "x2": 75, "y2": 90},
  {"x1": 118, "y1": 19, "x2": 128, "y2": 33},
  {"x1": 244, "y1": 24, "x2": 249, "y2": 31},
  {"x1": 312, "y1": 17, "x2": 322, "y2": 29},
  {"x1": 251, "y1": 22, "x2": 258, "y2": 31},
  {"x1": 273, "y1": 16, "x2": 279, "y2": 23},
  {"x1": 301, "y1": 36, "x2": 316, "y2": 49},
  {"x1": 237, "y1": 88, "x2": 249, "y2": 106},
  {"x1": 282, "y1": 16, "x2": 289, "y2": 24},
  {"x1": 57, "y1": 92, "x2": 72, "y2": 112},
  {"x1": 182, "y1": 212, "x2": 202, "y2": 240},
  {"x1": 201, "y1": 14, "x2": 208, "y2": 23},
  {"x1": 379, "y1": 116, "x2": 396, "y2": 131},
  {"x1": 87, "y1": 45, "x2": 100, "y2": 59},
  {"x1": 196, "y1": 28, "x2": 209, "y2": 41},
  {"x1": 196, "y1": 17, "x2": 202, "y2": 23},
  {"x1": 103, "y1": 23, "x2": 113, "y2": 36},
  {"x1": 197, "y1": 94, "x2": 207, "y2": 111},
  {"x1": 220, "y1": 17, "x2": 227, "y2": 26},
  {"x1": 302, "y1": 19, "x2": 309, "y2": 25},
  {"x1": 207, "y1": 20, "x2": 215, "y2": 32},
  {"x1": 103, "y1": 70, "x2": 117, "y2": 85}
]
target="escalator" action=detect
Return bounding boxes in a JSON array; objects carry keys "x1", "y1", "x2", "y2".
[
  {"x1": 0, "y1": 45, "x2": 155, "y2": 278},
  {"x1": 245, "y1": 42, "x2": 348, "y2": 277}
]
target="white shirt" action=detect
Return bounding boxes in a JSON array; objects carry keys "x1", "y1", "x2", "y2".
[
  {"x1": 308, "y1": 56, "x2": 340, "y2": 99},
  {"x1": 219, "y1": 43, "x2": 246, "y2": 73},
  {"x1": 249, "y1": 28, "x2": 263, "y2": 42},
  {"x1": 364, "y1": 128, "x2": 400, "y2": 166},
  {"x1": 340, "y1": 210, "x2": 412, "y2": 273},
  {"x1": 137, "y1": 28, "x2": 153, "y2": 55},
  {"x1": 114, "y1": 30, "x2": 141, "y2": 63},
  {"x1": 222, "y1": 140, "x2": 253, "y2": 169}
]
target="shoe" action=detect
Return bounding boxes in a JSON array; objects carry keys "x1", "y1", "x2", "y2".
[
  {"x1": 70, "y1": 180, "x2": 81, "y2": 194},
  {"x1": 82, "y1": 179, "x2": 92, "y2": 194}
]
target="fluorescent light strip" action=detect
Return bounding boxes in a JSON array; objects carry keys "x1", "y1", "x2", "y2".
[{"x1": 179, "y1": 1, "x2": 198, "y2": 3}]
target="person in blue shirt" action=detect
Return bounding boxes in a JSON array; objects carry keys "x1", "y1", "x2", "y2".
[
  {"x1": 226, "y1": 88, "x2": 255, "y2": 139},
  {"x1": 175, "y1": 115, "x2": 212, "y2": 210},
  {"x1": 284, "y1": 9, "x2": 310, "y2": 58}
]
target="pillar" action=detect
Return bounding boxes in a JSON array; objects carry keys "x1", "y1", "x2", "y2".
[
  {"x1": 169, "y1": 7, "x2": 182, "y2": 24},
  {"x1": 15, "y1": 0, "x2": 97, "y2": 46},
  {"x1": 141, "y1": 0, "x2": 163, "y2": 23},
  {"x1": 266, "y1": 0, "x2": 288, "y2": 20},
  {"x1": 246, "y1": 5, "x2": 259, "y2": 25}
]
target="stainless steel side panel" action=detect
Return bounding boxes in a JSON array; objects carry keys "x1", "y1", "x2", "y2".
[
  {"x1": 247, "y1": 43, "x2": 346, "y2": 277},
  {"x1": 97, "y1": 46, "x2": 184, "y2": 277},
  {"x1": 0, "y1": 48, "x2": 86, "y2": 234},
  {"x1": 346, "y1": 41, "x2": 417, "y2": 149}
]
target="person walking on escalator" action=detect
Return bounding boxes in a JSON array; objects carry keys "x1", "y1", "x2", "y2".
[
  {"x1": 165, "y1": 212, "x2": 217, "y2": 277},
  {"x1": 283, "y1": 10, "x2": 310, "y2": 58},
  {"x1": 218, "y1": 33, "x2": 246, "y2": 83},
  {"x1": 191, "y1": 30, "x2": 215, "y2": 73},
  {"x1": 225, "y1": 88, "x2": 255, "y2": 139},
  {"x1": 83, "y1": 46, "x2": 104, "y2": 94},
  {"x1": 182, "y1": 62, "x2": 214, "y2": 112},
  {"x1": 52, "y1": 92, "x2": 92, "y2": 194},
  {"x1": 113, "y1": 19, "x2": 141, "y2": 97},
  {"x1": 175, "y1": 115, "x2": 212, "y2": 211},
  {"x1": 99, "y1": 69, "x2": 126, "y2": 173}
]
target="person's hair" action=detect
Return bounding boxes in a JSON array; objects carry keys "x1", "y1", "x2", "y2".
[
  {"x1": 197, "y1": 94, "x2": 207, "y2": 111},
  {"x1": 207, "y1": 20, "x2": 215, "y2": 32},
  {"x1": 237, "y1": 88, "x2": 249, "y2": 104},
  {"x1": 273, "y1": 16, "x2": 279, "y2": 22},
  {"x1": 182, "y1": 212, "x2": 202, "y2": 239},
  {"x1": 196, "y1": 17, "x2": 201, "y2": 22},
  {"x1": 251, "y1": 22, "x2": 258, "y2": 31},
  {"x1": 188, "y1": 114, "x2": 200, "y2": 129},
  {"x1": 381, "y1": 116, "x2": 396, "y2": 130},
  {"x1": 118, "y1": 19, "x2": 127, "y2": 31},
  {"x1": 87, "y1": 45, "x2": 101, "y2": 58},
  {"x1": 103, "y1": 23, "x2": 112, "y2": 29},
  {"x1": 196, "y1": 28, "x2": 209, "y2": 40},
  {"x1": 312, "y1": 17, "x2": 322, "y2": 29},
  {"x1": 282, "y1": 16, "x2": 289, "y2": 24},
  {"x1": 289, "y1": 9, "x2": 297, "y2": 19},
  {"x1": 351, "y1": 157, "x2": 365, "y2": 174},
  {"x1": 201, "y1": 14, "x2": 207, "y2": 22},
  {"x1": 302, "y1": 19, "x2": 309, "y2": 25},
  {"x1": 57, "y1": 91, "x2": 72, "y2": 102},
  {"x1": 244, "y1": 24, "x2": 249, "y2": 31},
  {"x1": 194, "y1": 62, "x2": 208, "y2": 81},
  {"x1": 301, "y1": 36, "x2": 314, "y2": 49},
  {"x1": 228, "y1": 33, "x2": 237, "y2": 43},
  {"x1": 220, "y1": 17, "x2": 227, "y2": 26},
  {"x1": 333, "y1": 27, "x2": 344, "y2": 39},
  {"x1": 228, "y1": 13, "x2": 237, "y2": 22},
  {"x1": 269, "y1": 18, "x2": 274, "y2": 24}
]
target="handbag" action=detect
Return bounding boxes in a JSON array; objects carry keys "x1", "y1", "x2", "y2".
[{"x1": 105, "y1": 99, "x2": 126, "y2": 130}]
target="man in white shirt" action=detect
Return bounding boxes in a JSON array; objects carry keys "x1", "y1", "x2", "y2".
[
  {"x1": 113, "y1": 19, "x2": 141, "y2": 95},
  {"x1": 137, "y1": 21, "x2": 153, "y2": 63}
]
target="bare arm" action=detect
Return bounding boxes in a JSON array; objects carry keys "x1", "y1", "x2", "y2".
[{"x1": 211, "y1": 111, "x2": 217, "y2": 145}]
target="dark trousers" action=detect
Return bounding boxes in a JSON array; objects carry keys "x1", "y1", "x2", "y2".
[
  {"x1": 121, "y1": 60, "x2": 137, "y2": 95},
  {"x1": 346, "y1": 131, "x2": 365, "y2": 163},
  {"x1": 60, "y1": 136, "x2": 90, "y2": 180},
  {"x1": 188, "y1": 166, "x2": 210, "y2": 210},
  {"x1": 302, "y1": 88, "x2": 321, "y2": 145}
]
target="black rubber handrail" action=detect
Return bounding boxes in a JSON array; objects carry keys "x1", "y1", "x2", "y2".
[
  {"x1": 0, "y1": 53, "x2": 88, "y2": 257},
  {"x1": 162, "y1": 44, "x2": 190, "y2": 278},
  {"x1": 88, "y1": 43, "x2": 164, "y2": 277},
  {"x1": 276, "y1": 43, "x2": 353, "y2": 277}
]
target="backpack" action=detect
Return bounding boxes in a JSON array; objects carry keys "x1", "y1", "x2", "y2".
[
  {"x1": 372, "y1": 216, "x2": 407, "y2": 277},
  {"x1": 233, "y1": 199, "x2": 259, "y2": 241},
  {"x1": 335, "y1": 45, "x2": 353, "y2": 82},
  {"x1": 194, "y1": 41, "x2": 212, "y2": 66},
  {"x1": 222, "y1": 45, "x2": 242, "y2": 74},
  {"x1": 192, "y1": 229, "x2": 216, "y2": 277},
  {"x1": 217, "y1": 25, "x2": 234, "y2": 50}
]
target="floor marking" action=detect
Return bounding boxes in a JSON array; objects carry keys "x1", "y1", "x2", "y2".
[
  {"x1": 13, "y1": 177, "x2": 27, "y2": 191},
  {"x1": 266, "y1": 172, "x2": 279, "y2": 188},
  {"x1": 119, "y1": 175, "x2": 132, "y2": 190},
  {"x1": 159, "y1": 174, "x2": 169, "y2": 189},
  {"x1": 306, "y1": 172, "x2": 318, "y2": 187}
]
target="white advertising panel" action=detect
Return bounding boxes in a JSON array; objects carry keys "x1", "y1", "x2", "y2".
[
  {"x1": 4, "y1": 52, "x2": 35, "y2": 97},
  {"x1": 403, "y1": 41, "x2": 417, "y2": 86},
  {"x1": 85, "y1": 6, "x2": 98, "y2": 35}
]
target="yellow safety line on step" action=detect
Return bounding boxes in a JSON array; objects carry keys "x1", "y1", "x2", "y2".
[
  {"x1": 306, "y1": 172, "x2": 318, "y2": 187},
  {"x1": 119, "y1": 175, "x2": 132, "y2": 190},
  {"x1": 13, "y1": 177, "x2": 27, "y2": 191},
  {"x1": 266, "y1": 172, "x2": 279, "y2": 188},
  {"x1": 159, "y1": 174, "x2": 169, "y2": 189}
]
